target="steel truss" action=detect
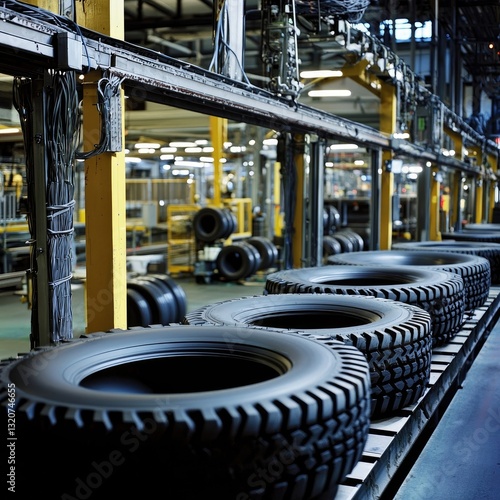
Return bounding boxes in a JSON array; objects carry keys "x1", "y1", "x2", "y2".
[{"x1": 0, "y1": 1, "x2": 496, "y2": 174}]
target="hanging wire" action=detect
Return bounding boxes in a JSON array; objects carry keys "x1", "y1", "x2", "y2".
[
  {"x1": 208, "y1": 0, "x2": 251, "y2": 84},
  {"x1": 76, "y1": 72, "x2": 124, "y2": 159},
  {"x1": 44, "y1": 70, "x2": 81, "y2": 342}
]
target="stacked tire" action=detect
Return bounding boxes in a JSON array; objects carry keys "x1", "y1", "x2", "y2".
[
  {"x1": 184, "y1": 294, "x2": 433, "y2": 419},
  {"x1": 193, "y1": 207, "x2": 237, "y2": 243},
  {"x1": 0, "y1": 325, "x2": 371, "y2": 499},
  {"x1": 216, "y1": 237, "x2": 278, "y2": 281},
  {"x1": 127, "y1": 274, "x2": 187, "y2": 326}
]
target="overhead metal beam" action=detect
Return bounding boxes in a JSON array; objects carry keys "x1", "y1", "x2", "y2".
[{"x1": 0, "y1": 2, "x2": 497, "y2": 169}]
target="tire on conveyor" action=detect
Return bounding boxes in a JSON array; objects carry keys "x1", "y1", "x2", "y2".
[
  {"x1": 442, "y1": 231, "x2": 500, "y2": 244},
  {"x1": 183, "y1": 294, "x2": 432, "y2": 418},
  {"x1": 328, "y1": 250, "x2": 490, "y2": 311},
  {"x1": 0, "y1": 325, "x2": 371, "y2": 500},
  {"x1": 392, "y1": 240, "x2": 500, "y2": 285},
  {"x1": 265, "y1": 265, "x2": 465, "y2": 346}
]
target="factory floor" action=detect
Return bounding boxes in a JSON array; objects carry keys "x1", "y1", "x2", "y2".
[
  {"x1": 1, "y1": 270, "x2": 499, "y2": 499},
  {"x1": 0, "y1": 269, "x2": 267, "y2": 359}
]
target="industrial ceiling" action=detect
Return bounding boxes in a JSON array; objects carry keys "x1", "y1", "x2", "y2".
[{"x1": 0, "y1": 0, "x2": 499, "y2": 149}]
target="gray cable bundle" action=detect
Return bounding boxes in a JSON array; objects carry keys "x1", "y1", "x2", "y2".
[{"x1": 295, "y1": 0, "x2": 371, "y2": 22}]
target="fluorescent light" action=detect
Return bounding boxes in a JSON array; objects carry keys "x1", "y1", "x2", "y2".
[
  {"x1": 160, "y1": 154, "x2": 174, "y2": 161},
  {"x1": 161, "y1": 147, "x2": 177, "y2": 153},
  {"x1": 354, "y1": 160, "x2": 365, "y2": 166},
  {"x1": 200, "y1": 157, "x2": 214, "y2": 162},
  {"x1": 308, "y1": 89, "x2": 351, "y2": 97},
  {"x1": 393, "y1": 132, "x2": 410, "y2": 139},
  {"x1": 134, "y1": 142, "x2": 160, "y2": 149},
  {"x1": 263, "y1": 138, "x2": 278, "y2": 146},
  {"x1": 138, "y1": 148, "x2": 155, "y2": 154},
  {"x1": 169, "y1": 141, "x2": 196, "y2": 148},
  {"x1": 184, "y1": 147, "x2": 202, "y2": 153},
  {"x1": 125, "y1": 157, "x2": 142, "y2": 163},
  {"x1": 0, "y1": 127, "x2": 21, "y2": 134},
  {"x1": 300, "y1": 70, "x2": 343, "y2": 78},
  {"x1": 328, "y1": 143, "x2": 358, "y2": 151}
]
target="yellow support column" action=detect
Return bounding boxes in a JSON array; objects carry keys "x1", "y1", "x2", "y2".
[
  {"x1": 430, "y1": 166, "x2": 441, "y2": 240},
  {"x1": 447, "y1": 130, "x2": 464, "y2": 230},
  {"x1": 488, "y1": 152, "x2": 498, "y2": 221},
  {"x1": 210, "y1": 116, "x2": 227, "y2": 207},
  {"x1": 24, "y1": 0, "x2": 58, "y2": 10},
  {"x1": 379, "y1": 82, "x2": 396, "y2": 249},
  {"x1": 474, "y1": 150, "x2": 484, "y2": 223},
  {"x1": 451, "y1": 171, "x2": 463, "y2": 230},
  {"x1": 274, "y1": 161, "x2": 282, "y2": 238},
  {"x1": 78, "y1": 1, "x2": 127, "y2": 332}
]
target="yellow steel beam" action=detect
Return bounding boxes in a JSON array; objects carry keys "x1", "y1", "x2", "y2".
[
  {"x1": 430, "y1": 166, "x2": 441, "y2": 240},
  {"x1": 342, "y1": 60, "x2": 382, "y2": 97},
  {"x1": 379, "y1": 82, "x2": 396, "y2": 249},
  {"x1": 451, "y1": 170, "x2": 463, "y2": 229},
  {"x1": 274, "y1": 161, "x2": 282, "y2": 238},
  {"x1": 209, "y1": 116, "x2": 227, "y2": 207},
  {"x1": 488, "y1": 152, "x2": 498, "y2": 221},
  {"x1": 474, "y1": 149, "x2": 484, "y2": 223},
  {"x1": 77, "y1": 1, "x2": 127, "y2": 333},
  {"x1": 23, "y1": 0, "x2": 58, "y2": 10}
]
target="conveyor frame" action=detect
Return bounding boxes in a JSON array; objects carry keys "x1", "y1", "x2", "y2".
[{"x1": 336, "y1": 287, "x2": 500, "y2": 499}]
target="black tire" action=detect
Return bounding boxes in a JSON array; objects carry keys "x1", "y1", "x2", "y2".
[
  {"x1": 126, "y1": 287, "x2": 153, "y2": 327},
  {"x1": 127, "y1": 278, "x2": 174, "y2": 325},
  {"x1": 392, "y1": 240, "x2": 500, "y2": 285},
  {"x1": 184, "y1": 294, "x2": 432, "y2": 418},
  {"x1": 323, "y1": 235, "x2": 343, "y2": 257},
  {"x1": 463, "y1": 223, "x2": 500, "y2": 231},
  {"x1": 328, "y1": 250, "x2": 490, "y2": 311},
  {"x1": 193, "y1": 207, "x2": 236, "y2": 242},
  {"x1": 332, "y1": 233, "x2": 355, "y2": 253},
  {"x1": 147, "y1": 273, "x2": 188, "y2": 320},
  {"x1": 337, "y1": 229, "x2": 364, "y2": 252},
  {"x1": 442, "y1": 231, "x2": 500, "y2": 244},
  {"x1": 216, "y1": 242, "x2": 261, "y2": 281},
  {"x1": 324, "y1": 205, "x2": 341, "y2": 235},
  {"x1": 246, "y1": 236, "x2": 279, "y2": 270},
  {"x1": 265, "y1": 265, "x2": 465, "y2": 346},
  {"x1": 0, "y1": 325, "x2": 371, "y2": 499}
]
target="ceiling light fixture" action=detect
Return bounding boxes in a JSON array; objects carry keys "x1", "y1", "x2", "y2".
[
  {"x1": 328, "y1": 143, "x2": 359, "y2": 151},
  {"x1": 0, "y1": 127, "x2": 21, "y2": 134},
  {"x1": 300, "y1": 70, "x2": 343, "y2": 78},
  {"x1": 134, "y1": 142, "x2": 160, "y2": 149},
  {"x1": 308, "y1": 89, "x2": 351, "y2": 97},
  {"x1": 169, "y1": 141, "x2": 197, "y2": 148}
]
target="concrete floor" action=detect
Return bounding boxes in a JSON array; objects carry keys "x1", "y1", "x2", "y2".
[{"x1": 0, "y1": 269, "x2": 267, "y2": 359}]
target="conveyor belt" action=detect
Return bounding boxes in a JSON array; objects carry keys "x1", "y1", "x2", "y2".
[{"x1": 335, "y1": 286, "x2": 500, "y2": 500}]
